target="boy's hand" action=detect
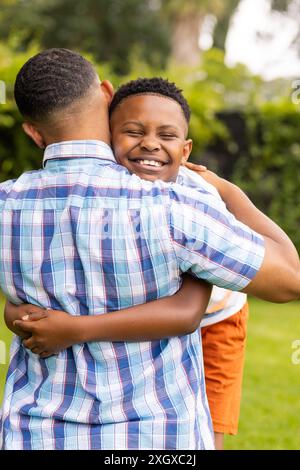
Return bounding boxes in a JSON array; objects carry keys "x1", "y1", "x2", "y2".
[
  {"x1": 14, "y1": 309, "x2": 81, "y2": 358},
  {"x1": 4, "y1": 301, "x2": 47, "y2": 339}
]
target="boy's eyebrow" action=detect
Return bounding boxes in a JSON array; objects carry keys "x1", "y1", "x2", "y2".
[
  {"x1": 120, "y1": 121, "x2": 186, "y2": 135},
  {"x1": 158, "y1": 124, "x2": 180, "y2": 131},
  {"x1": 121, "y1": 120, "x2": 144, "y2": 127}
]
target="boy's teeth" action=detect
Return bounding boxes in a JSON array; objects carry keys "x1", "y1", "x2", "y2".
[{"x1": 138, "y1": 159, "x2": 163, "y2": 167}]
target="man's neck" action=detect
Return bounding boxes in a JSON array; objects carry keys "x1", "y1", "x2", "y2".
[
  {"x1": 45, "y1": 132, "x2": 111, "y2": 148},
  {"x1": 42, "y1": 112, "x2": 112, "y2": 148}
]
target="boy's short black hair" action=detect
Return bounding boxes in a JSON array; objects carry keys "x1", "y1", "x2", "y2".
[
  {"x1": 109, "y1": 77, "x2": 191, "y2": 123},
  {"x1": 14, "y1": 48, "x2": 98, "y2": 121}
]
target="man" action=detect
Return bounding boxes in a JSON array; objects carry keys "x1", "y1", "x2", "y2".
[{"x1": 0, "y1": 48, "x2": 299, "y2": 450}]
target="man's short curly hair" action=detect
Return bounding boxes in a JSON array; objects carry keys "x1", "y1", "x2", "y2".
[
  {"x1": 14, "y1": 48, "x2": 98, "y2": 121},
  {"x1": 109, "y1": 77, "x2": 191, "y2": 123}
]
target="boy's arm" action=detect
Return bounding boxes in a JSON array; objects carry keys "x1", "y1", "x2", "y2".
[
  {"x1": 8, "y1": 276, "x2": 211, "y2": 357},
  {"x1": 4, "y1": 308, "x2": 31, "y2": 340},
  {"x1": 184, "y1": 162, "x2": 300, "y2": 302}
]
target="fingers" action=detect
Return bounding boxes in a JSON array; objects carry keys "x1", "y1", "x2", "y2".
[
  {"x1": 14, "y1": 319, "x2": 36, "y2": 333},
  {"x1": 5, "y1": 301, "x2": 35, "y2": 316},
  {"x1": 22, "y1": 311, "x2": 48, "y2": 322},
  {"x1": 29, "y1": 348, "x2": 51, "y2": 358},
  {"x1": 191, "y1": 164, "x2": 207, "y2": 171},
  {"x1": 27, "y1": 305, "x2": 48, "y2": 315},
  {"x1": 39, "y1": 351, "x2": 54, "y2": 359},
  {"x1": 16, "y1": 331, "x2": 32, "y2": 340},
  {"x1": 184, "y1": 161, "x2": 207, "y2": 172},
  {"x1": 23, "y1": 338, "x2": 46, "y2": 356},
  {"x1": 31, "y1": 347, "x2": 41, "y2": 355},
  {"x1": 23, "y1": 336, "x2": 36, "y2": 349},
  {"x1": 23, "y1": 339, "x2": 42, "y2": 354}
]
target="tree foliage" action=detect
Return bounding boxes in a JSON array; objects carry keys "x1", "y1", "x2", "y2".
[
  {"x1": 1, "y1": 0, "x2": 299, "y2": 69},
  {"x1": 0, "y1": 0, "x2": 170, "y2": 74},
  {"x1": 232, "y1": 103, "x2": 300, "y2": 250}
]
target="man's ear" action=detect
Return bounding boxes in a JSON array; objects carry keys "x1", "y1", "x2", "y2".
[
  {"x1": 22, "y1": 122, "x2": 46, "y2": 149},
  {"x1": 100, "y1": 80, "x2": 114, "y2": 104},
  {"x1": 181, "y1": 139, "x2": 193, "y2": 164}
]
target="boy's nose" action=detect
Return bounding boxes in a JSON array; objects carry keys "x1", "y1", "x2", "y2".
[{"x1": 140, "y1": 136, "x2": 161, "y2": 152}]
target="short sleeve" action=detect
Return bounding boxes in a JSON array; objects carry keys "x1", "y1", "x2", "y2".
[
  {"x1": 0, "y1": 180, "x2": 15, "y2": 209},
  {"x1": 168, "y1": 181, "x2": 265, "y2": 291}
]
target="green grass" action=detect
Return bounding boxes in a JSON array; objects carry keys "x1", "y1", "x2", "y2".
[
  {"x1": 0, "y1": 296, "x2": 13, "y2": 405},
  {"x1": 0, "y1": 296, "x2": 299, "y2": 449},
  {"x1": 225, "y1": 298, "x2": 300, "y2": 449}
]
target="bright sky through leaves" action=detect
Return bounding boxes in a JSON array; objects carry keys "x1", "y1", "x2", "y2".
[{"x1": 225, "y1": 0, "x2": 300, "y2": 79}]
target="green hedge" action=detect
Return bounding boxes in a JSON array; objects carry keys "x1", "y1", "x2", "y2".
[
  {"x1": 0, "y1": 108, "x2": 42, "y2": 180},
  {"x1": 232, "y1": 104, "x2": 300, "y2": 251}
]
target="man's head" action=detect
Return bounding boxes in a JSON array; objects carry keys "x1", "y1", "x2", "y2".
[
  {"x1": 109, "y1": 77, "x2": 193, "y2": 182},
  {"x1": 14, "y1": 48, "x2": 114, "y2": 148}
]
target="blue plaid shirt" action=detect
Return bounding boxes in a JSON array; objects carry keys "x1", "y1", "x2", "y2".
[{"x1": 0, "y1": 140, "x2": 264, "y2": 450}]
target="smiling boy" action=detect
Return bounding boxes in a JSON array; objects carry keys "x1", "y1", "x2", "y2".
[{"x1": 109, "y1": 79, "x2": 192, "y2": 182}]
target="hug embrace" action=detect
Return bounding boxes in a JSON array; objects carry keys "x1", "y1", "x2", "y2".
[{"x1": 0, "y1": 48, "x2": 300, "y2": 450}]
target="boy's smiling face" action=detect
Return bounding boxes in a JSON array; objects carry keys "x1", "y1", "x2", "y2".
[{"x1": 110, "y1": 94, "x2": 192, "y2": 182}]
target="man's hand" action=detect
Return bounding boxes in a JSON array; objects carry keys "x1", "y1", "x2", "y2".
[
  {"x1": 183, "y1": 161, "x2": 207, "y2": 175},
  {"x1": 184, "y1": 161, "x2": 226, "y2": 192},
  {"x1": 14, "y1": 309, "x2": 81, "y2": 358},
  {"x1": 183, "y1": 161, "x2": 225, "y2": 192}
]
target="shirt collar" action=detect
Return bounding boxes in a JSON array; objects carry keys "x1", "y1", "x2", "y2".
[{"x1": 43, "y1": 140, "x2": 116, "y2": 167}]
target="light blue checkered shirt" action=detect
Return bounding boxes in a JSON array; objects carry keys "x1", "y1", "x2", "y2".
[{"x1": 0, "y1": 140, "x2": 264, "y2": 449}]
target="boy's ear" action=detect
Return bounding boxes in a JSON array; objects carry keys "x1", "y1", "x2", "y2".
[
  {"x1": 181, "y1": 139, "x2": 193, "y2": 164},
  {"x1": 22, "y1": 122, "x2": 46, "y2": 149},
  {"x1": 100, "y1": 80, "x2": 114, "y2": 104}
]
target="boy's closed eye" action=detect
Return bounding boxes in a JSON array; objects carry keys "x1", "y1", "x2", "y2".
[
  {"x1": 124, "y1": 129, "x2": 144, "y2": 136},
  {"x1": 159, "y1": 133, "x2": 178, "y2": 140}
]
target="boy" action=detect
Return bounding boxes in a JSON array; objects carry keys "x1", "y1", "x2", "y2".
[
  {"x1": 2, "y1": 50, "x2": 300, "y2": 450},
  {"x1": 5, "y1": 78, "x2": 288, "y2": 449}
]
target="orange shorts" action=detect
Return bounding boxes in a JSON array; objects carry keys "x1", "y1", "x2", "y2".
[{"x1": 201, "y1": 302, "x2": 249, "y2": 435}]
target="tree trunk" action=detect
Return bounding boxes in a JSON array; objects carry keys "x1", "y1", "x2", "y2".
[
  {"x1": 171, "y1": 11, "x2": 204, "y2": 65},
  {"x1": 213, "y1": 0, "x2": 240, "y2": 50}
]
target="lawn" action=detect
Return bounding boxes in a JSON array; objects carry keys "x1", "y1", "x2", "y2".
[
  {"x1": 225, "y1": 298, "x2": 300, "y2": 450},
  {"x1": 0, "y1": 296, "x2": 299, "y2": 449},
  {"x1": 0, "y1": 296, "x2": 13, "y2": 406}
]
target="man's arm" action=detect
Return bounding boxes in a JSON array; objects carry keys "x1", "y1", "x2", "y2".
[
  {"x1": 7, "y1": 276, "x2": 211, "y2": 357},
  {"x1": 183, "y1": 163, "x2": 300, "y2": 302}
]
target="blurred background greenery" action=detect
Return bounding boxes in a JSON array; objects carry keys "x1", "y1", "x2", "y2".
[{"x1": 0, "y1": 0, "x2": 300, "y2": 450}]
